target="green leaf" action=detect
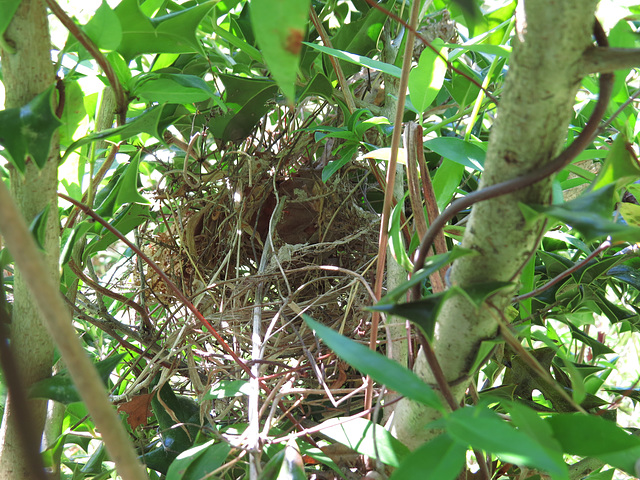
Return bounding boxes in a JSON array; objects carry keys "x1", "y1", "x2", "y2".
[
  {"x1": 388, "y1": 191, "x2": 413, "y2": 271},
  {"x1": 444, "y1": 42, "x2": 511, "y2": 58},
  {"x1": 371, "y1": 292, "x2": 449, "y2": 341},
  {"x1": 425, "y1": 137, "x2": 485, "y2": 171},
  {"x1": 584, "y1": 470, "x2": 614, "y2": 480},
  {"x1": 0, "y1": 0, "x2": 21, "y2": 37},
  {"x1": 328, "y1": 3, "x2": 387, "y2": 78},
  {"x1": 61, "y1": 220, "x2": 94, "y2": 266},
  {"x1": 447, "y1": 406, "x2": 568, "y2": 479},
  {"x1": 209, "y1": 20, "x2": 262, "y2": 63},
  {"x1": 321, "y1": 144, "x2": 358, "y2": 183},
  {"x1": 132, "y1": 73, "x2": 217, "y2": 104},
  {"x1": 250, "y1": 0, "x2": 310, "y2": 102},
  {"x1": 210, "y1": 75, "x2": 278, "y2": 142},
  {"x1": 304, "y1": 42, "x2": 402, "y2": 78},
  {"x1": 203, "y1": 380, "x2": 252, "y2": 399},
  {"x1": 456, "y1": 281, "x2": 515, "y2": 308},
  {"x1": 29, "y1": 204, "x2": 50, "y2": 251},
  {"x1": 61, "y1": 106, "x2": 166, "y2": 164},
  {"x1": 166, "y1": 440, "x2": 230, "y2": 480},
  {"x1": 30, "y1": 353, "x2": 126, "y2": 404},
  {"x1": 84, "y1": 1, "x2": 122, "y2": 51},
  {"x1": 524, "y1": 184, "x2": 640, "y2": 242},
  {"x1": 504, "y1": 402, "x2": 563, "y2": 453},
  {"x1": 298, "y1": 72, "x2": 334, "y2": 101},
  {"x1": 259, "y1": 450, "x2": 285, "y2": 480},
  {"x1": 409, "y1": 39, "x2": 448, "y2": 113},
  {"x1": 376, "y1": 247, "x2": 476, "y2": 304},
  {"x1": 388, "y1": 434, "x2": 466, "y2": 480},
  {"x1": 432, "y1": 159, "x2": 465, "y2": 211},
  {"x1": 565, "y1": 323, "x2": 614, "y2": 358},
  {"x1": 114, "y1": 0, "x2": 216, "y2": 61},
  {"x1": 84, "y1": 202, "x2": 150, "y2": 258},
  {"x1": 152, "y1": 383, "x2": 200, "y2": 453},
  {"x1": 0, "y1": 85, "x2": 62, "y2": 172},
  {"x1": 317, "y1": 417, "x2": 410, "y2": 467},
  {"x1": 94, "y1": 150, "x2": 149, "y2": 218},
  {"x1": 276, "y1": 441, "x2": 306, "y2": 480},
  {"x1": 304, "y1": 315, "x2": 445, "y2": 412},
  {"x1": 592, "y1": 133, "x2": 640, "y2": 191},
  {"x1": 58, "y1": 80, "x2": 87, "y2": 146},
  {"x1": 547, "y1": 414, "x2": 640, "y2": 477}
]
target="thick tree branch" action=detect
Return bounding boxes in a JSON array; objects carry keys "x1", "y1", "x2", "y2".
[
  {"x1": 389, "y1": 1, "x2": 607, "y2": 450},
  {"x1": 581, "y1": 46, "x2": 640, "y2": 75}
]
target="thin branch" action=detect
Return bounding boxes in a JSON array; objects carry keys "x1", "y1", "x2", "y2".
[
  {"x1": 58, "y1": 194, "x2": 317, "y2": 447},
  {"x1": 489, "y1": 303, "x2": 587, "y2": 414},
  {"x1": 513, "y1": 239, "x2": 612, "y2": 303},
  {"x1": 44, "y1": 0, "x2": 127, "y2": 125},
  {"x1": 0, "y1": 183, "x2": 148, "y2": 480},
  {"x1": 411, "y1": 22, "x2": 614, "y2": 292},
  {"x1": 309, "y1": 7, "x2": 356, "y2": 114},
  {"x1": 363, "y1": 0, "x2": 499, "y2": 105},
  {"x1": 367, "y1": 0, "x2": 421, "y2": 417}
]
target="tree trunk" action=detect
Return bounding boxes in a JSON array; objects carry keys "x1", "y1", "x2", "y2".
[
  {"x1": 388, "y1": 0, "x2": 600, "y2": 449},
  {"x1": 0, "y1": 0, "x2": 59, "y2": 477}
]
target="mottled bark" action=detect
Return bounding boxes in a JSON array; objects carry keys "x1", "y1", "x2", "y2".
[
  {"x1": 0, "y1": 0, "x2": 59, "y2": 477},
  {"x1": 388, "y1": 0, "x2": 600, "y2": 448}
]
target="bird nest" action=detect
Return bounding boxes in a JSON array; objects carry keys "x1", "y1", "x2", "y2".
[{"x1": 138, "y1": 147, "x2": 381, "y2": 420}]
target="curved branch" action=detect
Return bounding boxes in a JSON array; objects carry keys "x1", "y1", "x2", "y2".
[
  {"x1": 44, "y1": 0, "x2": 127, "y2": 125},
  {"x1": 411, "y1": 21, "x2": 615, "y2": 298}
]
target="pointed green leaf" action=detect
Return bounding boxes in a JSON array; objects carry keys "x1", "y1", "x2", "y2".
[
  {"x1": 524, "y1": 184, "x2": 640, "y2": 242},
  {"x1": 318, "y1": 417, "x2": 409, "y2": 467},
  {"x1": 388, "y1": 434, "x2": 466, "y2": 480},
  {"x1": 29, "y1": 204, "x2": 50, "y2": 251},
  {"x1": 456, "y1": 281, "x2": 515, "y2": 308},
  {"x1": 276, "y1": 441, "x2": 306, "y2": 480},
  {"x1": 0, "y1": 0, "x2": 22, "y2": 37},
  {"x1": 409, "y1": 39, "x2": 448, "y2": 113},
  {"x1": 328, "y1": 2, "x2": 387, "y2": 78},
  {"x1": 30, "y1": 354, "x2": 126, "y2": 404},
  {"x1": 0, "y1": 85, "x2": 61, "y2": 172},
  {"x1": 259, "y1": 450, "x2": 285, "y2": 480},
  {"x1": 371, "y1": 292, "x2": 449, "y2": 341},
  {"x1": 61, "y1": 106, "x2": 165, "y2": 164},
  {"x1": 132, "y1": 73, "x2": 218, "y2": 105},
  {"x1": 94, "y1": 151, "x2": 148, "y2": 218},
  {"x1": 85, "y1": 203, "x2": 150, "y2": 258},
  {"x1": 592, "y1": 133, "x2": 640, "y2": 191},
  {"x1": 425, "y1": 137, "x2": 485, "y2": 171},
  {"x1": 84, "y1": 1, "x2": 122, "y2": 51},
  {"x1": 250, "y1": 0, "x2": 310, "y2": 102},
  {"x1": 304, "y1": 42, "x2": 402, "y2": 78},
  {"x1": 547, "y1": 413, "x2": 640, "y2": 477},
  {"x1": 432, "y1": 159, "x2": 465, "y2": 211},
  {"x1": 166, "y1": 440, "x2": 230, "y2": 480},
  {"x1": 210, "y1": 76, "x2": 278, "y2": 142},
  {"x1": 114, "y1": 0, "x2": 215, "y2": 61},
  {"x1": 376, "y1": 247, "x2": 476, "y2": 305},
  {"x1": 304, "y1": 316, "x2": 445, "y2": 412},
  {"x1": 447, "y1": 406, "x2": 568, "y2": 479}
]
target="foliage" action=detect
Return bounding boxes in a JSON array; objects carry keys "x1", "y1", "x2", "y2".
[{"x1": 1, "y1": 0, "x2": 640, "y2": 479}]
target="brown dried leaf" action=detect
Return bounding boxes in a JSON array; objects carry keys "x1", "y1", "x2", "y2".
[{"x1": 117, "y1": 393, "x2": 154, "y2": 430}]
